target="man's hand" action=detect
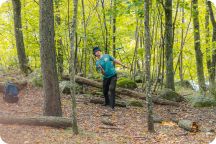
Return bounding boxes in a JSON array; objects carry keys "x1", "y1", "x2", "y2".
[
  {"x1": 98, "y1": 65, "x2": 105, "y2": 75},
  {"x1": 122, "y1": 65, "x2": 129, "y2": 69}
]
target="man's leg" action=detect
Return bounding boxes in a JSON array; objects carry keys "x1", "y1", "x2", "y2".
[
  {"x1": 103, "y1": 78, "x2": 110, "y2": 105},
  {"x1": 109, "y1": 75, "x2": 117, "y2": 109}
]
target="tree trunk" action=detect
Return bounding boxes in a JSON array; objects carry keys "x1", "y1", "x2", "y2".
[
  {"x1": 192, "y1": 0, "x2": 206, "y2": 92},
  {"x1": 69, "y1": 0, "x2": 79, "y2": 135},
  {"x1": 112, "y1": 0, "x2": 116, "y2": 58},
  {"x1": 205, "y1": 0, "x2": 211, "y2": 89},
  {"x1": 54, "y1": 0, "x2": 64, "y2": 79},
  {"x1": 82, "y1": 0, "x2": 87, "y2": 78},
  {"x1": 164, "y1": 0, "x2": 175, "y2": 91},
  {"x1": 144, "y1": 0, "x2": 155, "y2": 132},
  {"x1": 207, "y1": 1, "x2": 216, "y2": 91},
  {"x1": 131, "y1": 18, "x2": 139, "y2": 81},
  {"x1": 101, "y1": 0, "x2": 109, "y2": 53},
  {"x1": 39, "y1": 0, "x2": 62, "y2": 117},
  {"x1": 179, "y1": 0, "x2": 185, "y2": 84},
  {"x1": 12, "y1": 0, "x2": 29, "y2": 74},
  {"x1": 0, "y1": 115, "x2": 72, "y2": 128}
]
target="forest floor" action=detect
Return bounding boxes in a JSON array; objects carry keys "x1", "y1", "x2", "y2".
[{"x1": 0, "y1": 73, "x2": 215, "y2": 144}]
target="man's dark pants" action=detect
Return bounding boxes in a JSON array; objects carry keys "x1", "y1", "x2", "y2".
[{"x1": 103, "y1": 75, "x2": 117, "y2": 109}]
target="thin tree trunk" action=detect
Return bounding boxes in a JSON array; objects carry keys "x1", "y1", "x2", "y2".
[
  {"x1": 179, "y1": 0, "x2": 185, "y2": 84},
  {"x1": 101, "y1": 0, "x2": 109, "y2": 53},
  {"x1": 69, "y1": 0, "x2": 79, "y2": 135},
  {"x1": 112, "y1": 0, "x2": 116, "y2": 58},
  {"x1": 205, "y1": 0, "x2": 211, "y2": 90},
  {"x1": 55, "y1": 0, "x2": 64, "y2": 79},
  {"x1": 82, "y1": 0, "x2": 87, "y2": 77},
  {"x1": 12, "y1": 0, "x2": 29, "y2": 74},
  {"x1": 144, "y1": 0, "x2": 154, "y2": 132},
  {"x1": 164, "y1": 0, "x2": 175, "y2": 91},
  {"x1": 192, "y1": 0, "x2": 206, "y2": 92},
  {"x1": 207, "y1": 1, "x2": 216, "y2": 91},
  {"x1": 131, "y1": 18, "x2": 139, "y2": 80},
  {"x1": 39, "y1": 0, "x2": 62, "y2": 116}
]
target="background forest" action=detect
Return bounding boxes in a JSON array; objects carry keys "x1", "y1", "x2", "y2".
[
  {"x1": 0, "y1": 0, "x2": 215, "y2": 87},
  {"x1": 0, "y1": 0, "x2": 216, "y2": 143}
]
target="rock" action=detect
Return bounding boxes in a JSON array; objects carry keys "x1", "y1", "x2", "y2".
[
  {"x1": 135, "y1": 75, "x2": 143, "y2": 83},
  {"x1": 158, "y1": 88, "x2": 185, "y2": 102},
  {"x1": 191, "y1": 96, "x2": 216, "y2": 107},
  {"x1": 59, "y1": 81, "x2": 82, "y2": 94},
  {"x1": 117, "y1": 78, "x2": 137, "y2": 90},
  {"x1": 175, "y1": 80, "x2": 194, "y2": 90},
  {"x1": 28, "y1": 69, "x2": 43, "y2": 87}
]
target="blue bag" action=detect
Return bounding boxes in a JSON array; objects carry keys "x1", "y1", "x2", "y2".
[{"x1": 3, "y1": 82, "x2": 19, "y2": 103}]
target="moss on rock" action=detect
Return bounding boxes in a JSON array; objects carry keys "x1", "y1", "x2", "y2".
[
  {"x1": 117, "y1": 78, "x2": 137, "y2": 89},
  {"x1": 191, "y1": 96, "x2": 216, "y2": 107},
  {"x1": 158, "y1": 88, "x2": 185, "y2": 102},
  {"x1": 28, "y1": 69, "x2": 43, "y2": 87},
  {"x1": 127, "y1": 99, "x2": 143, "y2": 107}
]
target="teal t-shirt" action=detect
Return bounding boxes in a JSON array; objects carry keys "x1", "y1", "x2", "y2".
[{"x1": 96, "y1": 54, "x2": 116, "y2": 78}]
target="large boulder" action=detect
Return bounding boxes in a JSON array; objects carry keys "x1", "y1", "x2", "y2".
[
  {"x1": 158, "y1": 88, "x2": 185, "y2": 102},
  {"x1": 175, "y1": 80, "x2": 194, "y2": 90},
  {"x1": 190, "y1": 96, "x2": 216, "y2": 107},
  {"x1": 117, "y1": 78, "x2": 137, "y2": 90},
  {"x1": 59, "y1": 81, "x2": 82, "y2": 94},
  {"x1": 135, "y1": 75, "x2": 144, "y2": 83}
]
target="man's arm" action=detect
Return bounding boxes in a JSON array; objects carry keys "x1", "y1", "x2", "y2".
[{"x1": 114, "y1": 59, "x2": 128, "y2": 68}]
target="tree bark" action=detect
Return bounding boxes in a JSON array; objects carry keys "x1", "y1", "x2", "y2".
[
  {"x1": 101, "y1": 0, "x2": 109, "y2": 53},
  {"x1": 207, "y1": 1, "x2": 216, "y2": 91},
  {"x1": 39, "y1": 0, "x2": 62, "y2": 116},
  {"x1": 69, "y1": 0, "x2": 79, "y2": 135},
  {"x1": 112, "y1": 0, "x2": 116, "y2": 58},
  {"x1": 144, "y1": 0, "x2": 154, "y2": 132},
  {"x1": 179, "y1": 0, "x2": 185, "y2": 84},
  {"x1": 192, "y1": 0, "x2": 206, "y2": 92},
  {"x1": 54, "y1": 0, "x2": 64, "y2": 79},
  {"x1": 0, "y1": 115, "x2": 72, "y2": 128},
  {"x1": 164, "y1": 0, "x2": 175, "y2": 91},
  {"x1": 81, "y1": 0, "x2": 87, "y2": 78},
  {"x1": 12, "y1": 0, "x2": 29, "y2": 74}
]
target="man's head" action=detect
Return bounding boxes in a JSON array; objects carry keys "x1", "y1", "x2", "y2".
[{"x1": 93, "y1": 47, "x2": 101, "y2": 57}]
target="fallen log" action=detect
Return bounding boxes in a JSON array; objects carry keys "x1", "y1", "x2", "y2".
[
  {"x1": 89, "y1": 98, "x2": 127, "y2": 107},
  {"x1": 178, "y1": 120, "x2": 199, "y2": 132},
  {"x1": 62, "y1": 75, "x2": 179, "y2": 106},
  {"x1": 0, "y1": 115, "x2": 72, "y2": 128},
  {"x1": 171, "y1": 118, "x2": 199, "y2": 132}
]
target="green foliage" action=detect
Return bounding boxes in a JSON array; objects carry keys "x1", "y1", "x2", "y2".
[{"x1": 117, "y1": 77, "x2": 137, "y2": 89}]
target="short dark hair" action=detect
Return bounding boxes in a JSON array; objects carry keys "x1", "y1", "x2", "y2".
[{"x1": 93, "y1": 47, "x2": 101, "y2": 55}]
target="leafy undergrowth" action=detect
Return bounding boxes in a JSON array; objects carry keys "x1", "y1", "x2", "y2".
[{"x1": 0, "y1": 72, "x2": 215, "y2": 143}]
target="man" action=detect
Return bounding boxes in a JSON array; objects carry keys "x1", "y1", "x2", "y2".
[{"x1": 93, "y1": 47, "x2": 126, "y2": 109}]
